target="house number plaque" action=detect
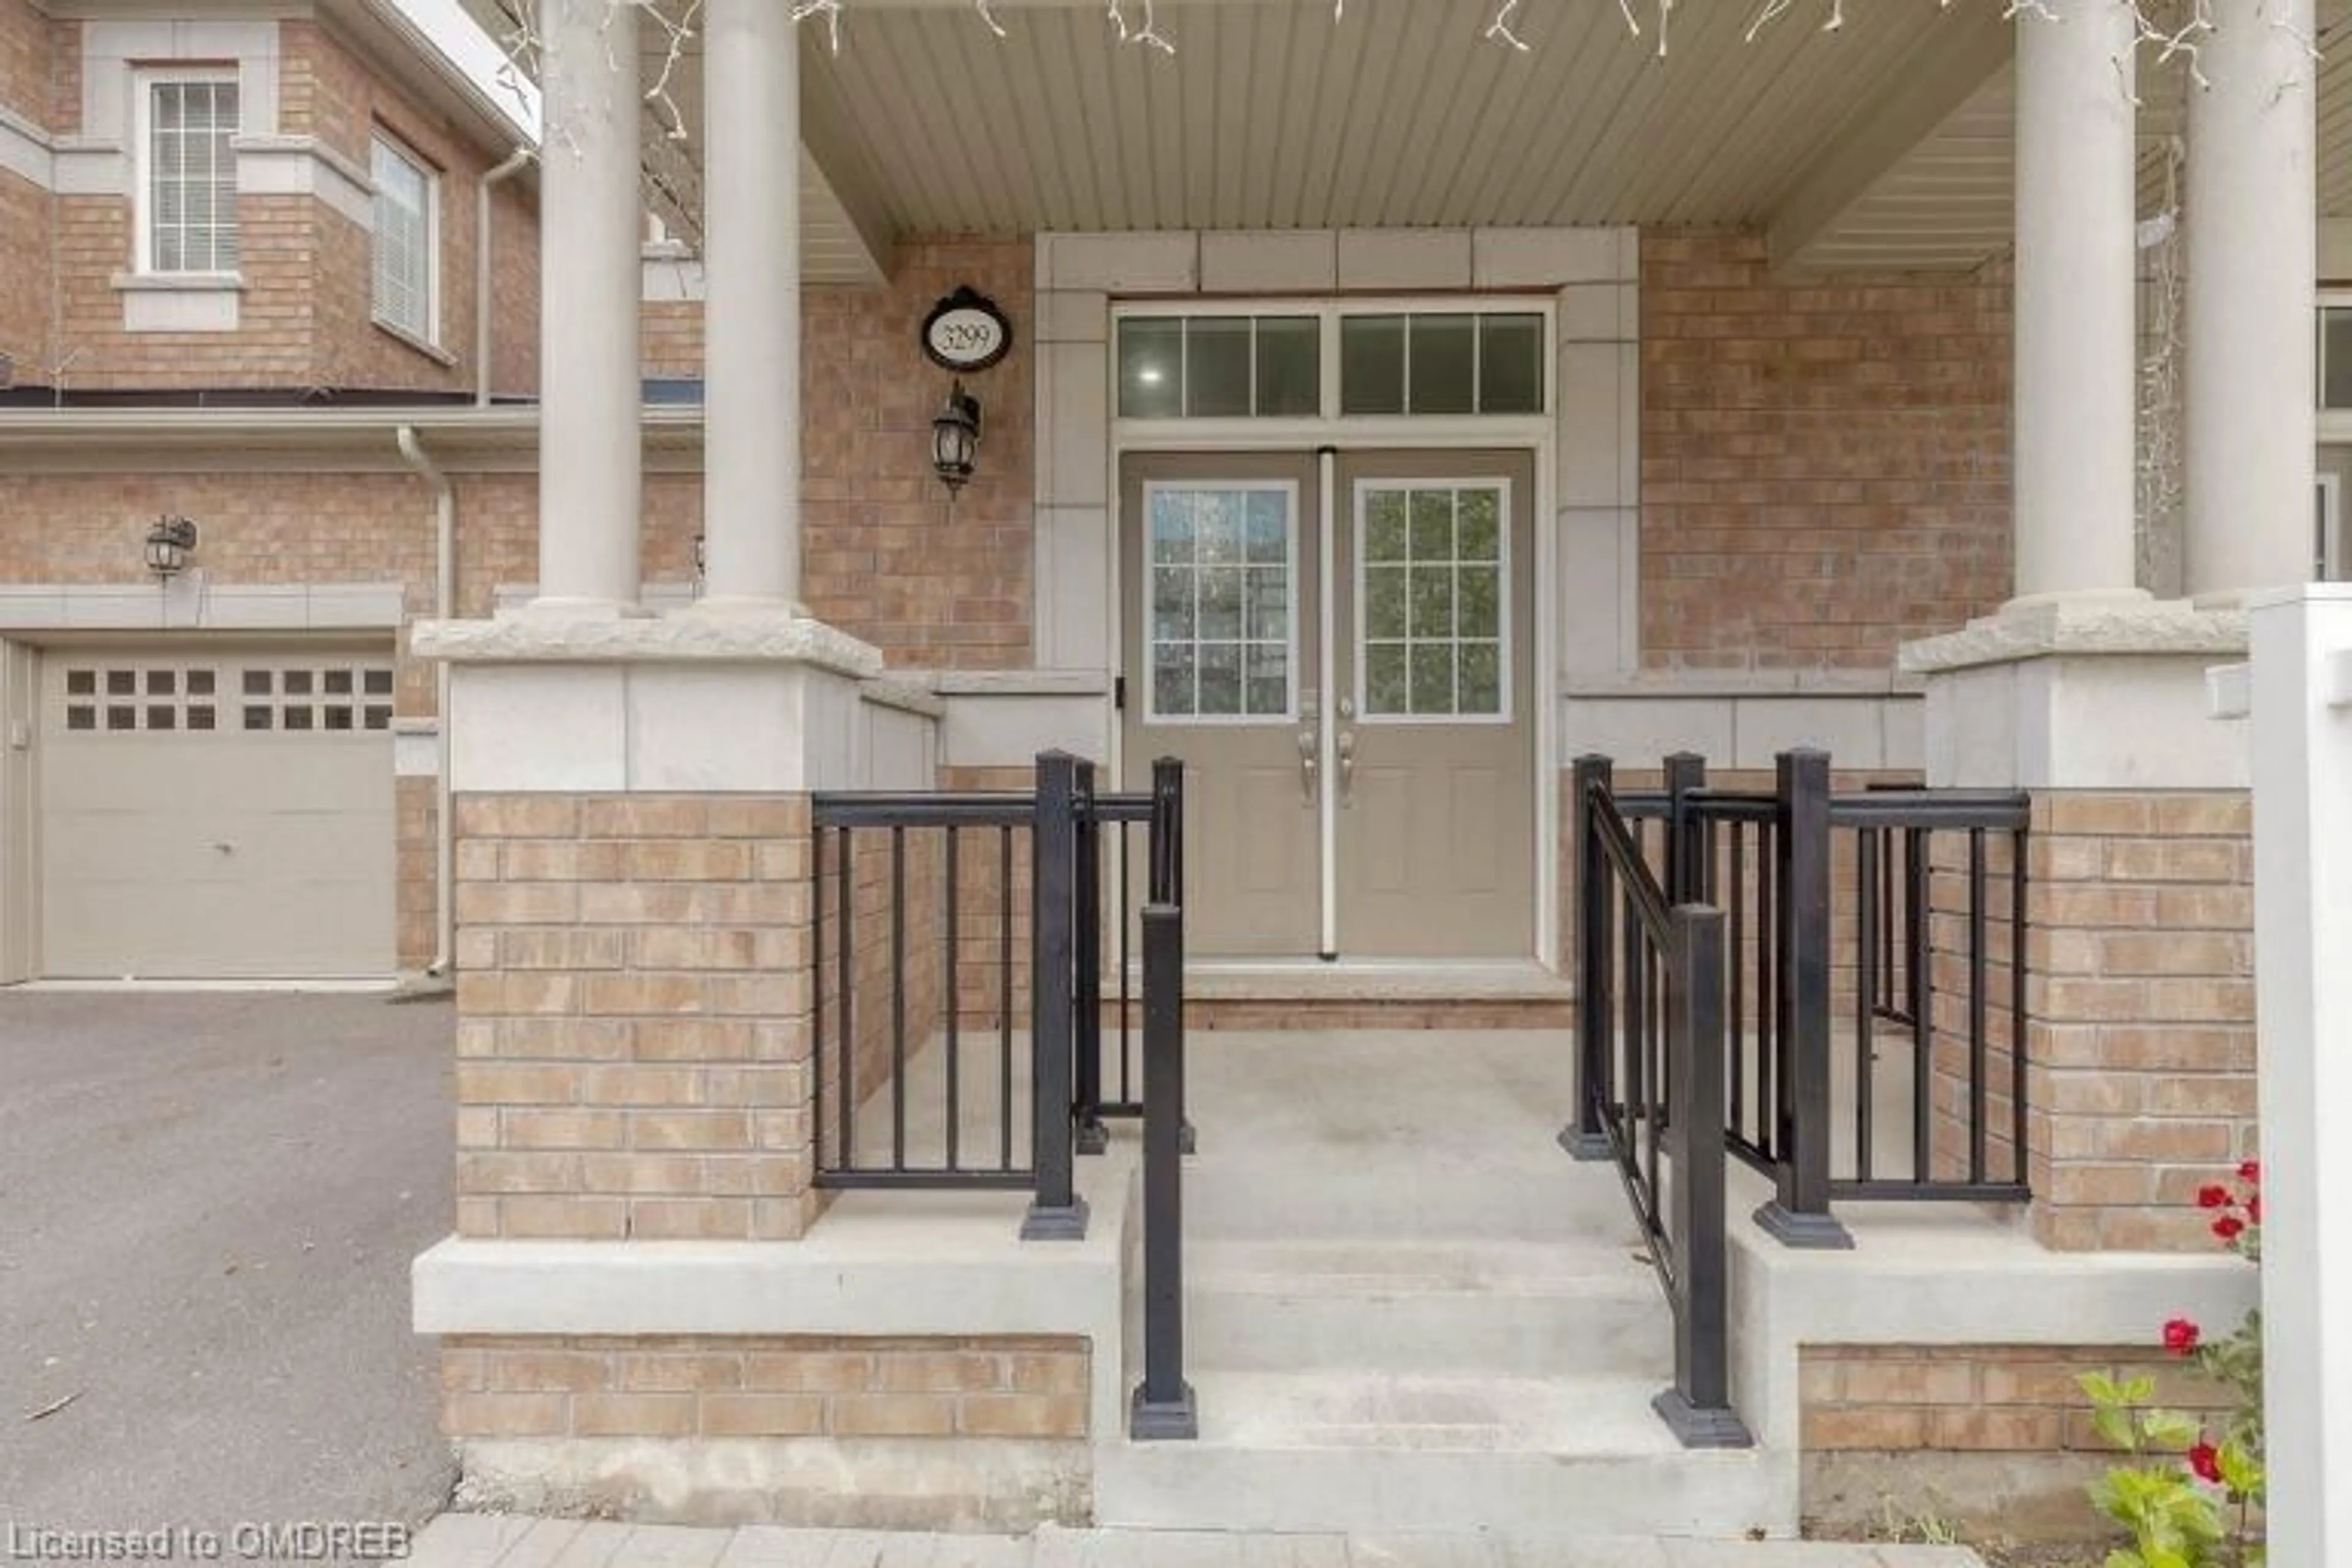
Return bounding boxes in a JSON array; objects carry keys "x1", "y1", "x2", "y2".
[{"x1": 921, "y1": 285, "x2": 1012, "y2": 373}]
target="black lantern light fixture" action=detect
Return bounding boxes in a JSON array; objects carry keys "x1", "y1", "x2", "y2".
[
  {"x1": 144, "y1": 514, "x2": 198, "y2": 578},
  {"x1": 930, "y1": 380, "x2": 982, "y2": 495}
]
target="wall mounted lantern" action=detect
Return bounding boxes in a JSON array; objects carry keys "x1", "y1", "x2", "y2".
[
  {"x1": 930, "y1": 381, "x2": 982, "y2": 494},
  {"x1": 144, "y1": 514, "x2": 198, "y2": 578}
]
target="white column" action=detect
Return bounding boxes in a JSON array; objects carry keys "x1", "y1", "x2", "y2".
[
  {"x1": 2185, "y1": 0, "x2": 2318, "y2": 602},
  {"x1": 2246, "y1": 587, "x2": 2352, "y2": 1568},
  {"x1": 696, "y1": 0, "x2": 802, "y2": 611},
  {"x1": 2010, "y1": 2, "x2": 2143, "y2": 603},
  {"x1": 532, "y1": 0, "x2": 643, "y2": 614}
]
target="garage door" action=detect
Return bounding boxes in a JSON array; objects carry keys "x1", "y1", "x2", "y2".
[{"x1": 39, "y1": 644, "x2": 398, "y2": 979}]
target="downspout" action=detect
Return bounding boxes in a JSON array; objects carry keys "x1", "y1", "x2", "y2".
[
  {"x1": 396, "y1": 425, "x2": 458, "y2": 979},
  {"x1": 475, "y1": 148, "x2": 533, "y2": 408}
]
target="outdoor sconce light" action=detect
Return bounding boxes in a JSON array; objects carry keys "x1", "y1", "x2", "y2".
[
  {"x1": 931, "y1": 380, "x2": 982, "y2": 495},
  {"x1": 144, "y1": 514, "x2": 198, "y2": 578}
]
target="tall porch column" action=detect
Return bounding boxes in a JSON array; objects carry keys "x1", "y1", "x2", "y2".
[
  {"x1": 698, "y1": 0, "x2": 803, "y2": 610},
  {"x1": 2011, "y1": 1, "x2": 2142, "y2": 603},
  {"x1": 2184, "y1": 0, "x2": 2318, "y2": 601},
  {"x1": 534, "y1": 0, "x2": 644, "y2": 613}
]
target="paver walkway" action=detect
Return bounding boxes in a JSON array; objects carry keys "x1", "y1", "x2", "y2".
[{"x1": 407, "y1": 1515, "x2": 1985, "y2": 1568}]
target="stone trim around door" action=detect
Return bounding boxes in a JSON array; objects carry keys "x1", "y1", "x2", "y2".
[{"x1": 1030, "y1": 227, "x2": 1642, "y2": 684}]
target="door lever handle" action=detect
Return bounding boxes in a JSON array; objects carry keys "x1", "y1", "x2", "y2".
[
  {"x1": 1298, "y1": 726, "x2": 1318, "y2": 805},
  {"x1": 1336, "y1": 729, "x2": 1355, "y2": 805}
]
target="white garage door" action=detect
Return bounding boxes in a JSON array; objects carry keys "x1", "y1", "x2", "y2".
[{"x1": 39, "y1": 644, "x2": 398, "y2": 979}]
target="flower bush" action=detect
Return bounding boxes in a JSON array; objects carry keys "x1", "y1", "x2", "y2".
[{"x1": 2079, "y1": 1161, "x2": 2265, "y2": 1568}]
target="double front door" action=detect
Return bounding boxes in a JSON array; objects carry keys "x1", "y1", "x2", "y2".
[{"x1": 1121, "y1": 450, "x2": 1536, "y2": 960}]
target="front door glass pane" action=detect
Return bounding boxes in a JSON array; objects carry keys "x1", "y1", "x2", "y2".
[
  {"x1": 1358, "y1": 483, "x2": 1509, "y2": 720},
  {"x1": 1147, "y1": 486, "x2": 1297, "y2": 720}
]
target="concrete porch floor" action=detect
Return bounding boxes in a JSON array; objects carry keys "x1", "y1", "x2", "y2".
[{"x1": 403, "y1": 1515, "x2": 1987, "y2": 1567}]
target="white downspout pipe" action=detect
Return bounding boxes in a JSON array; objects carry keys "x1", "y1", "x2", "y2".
[
  {"x1": 475, "y1": 148, "x2": 532, "y2": 409},
  {"x1": 396, "y1": 426, "x2": 458, "y2": 978}
]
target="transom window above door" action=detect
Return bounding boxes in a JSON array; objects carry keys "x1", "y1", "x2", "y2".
[
  {"x1": 1145, "y1": 483, "x2": 1297, "y2": 721},
  {"x1": 1115, "y1": 306, "x2": 1549, "y2": 421}
]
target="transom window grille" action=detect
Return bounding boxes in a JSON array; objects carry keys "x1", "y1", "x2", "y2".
[
  {"x1": 1146, "y1": 484, "x2": 1297, "y2": 722},
  {"x1": 1119, "y1": 315, "x2": 1320, "y2": 420},
  {"x1": 372, "y1": 134, "x2": 437, "y2": 342},
  {"x1": 62, "y1": 663, "x2": 393, "y2": 735},
  {"x1": 143, "y1": 77, "x2": 239, "y2": 274},
  {"x1": 1341, "y1": 312, "x2": 1545, "y2": 417},
  {"x1": 1357, "y1": 483, "x2": 1509, "y2": 721}
]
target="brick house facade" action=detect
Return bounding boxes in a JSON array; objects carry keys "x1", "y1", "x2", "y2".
[{"x1": 0, "y1": 0, "x2": 2314, "y2": 1545}]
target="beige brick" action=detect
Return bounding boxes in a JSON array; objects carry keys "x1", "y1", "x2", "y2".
[
  {"x1": 875, "y1": 1351, "x2": 1003, "y2": 1393},
  {"x1": 744, "y1": 1352, "x2": 874, "y2": 1393},
  {"x1": 485, "y1": 1350, "x2": 609, "y2": 1393},
  {"x1": 445, "y1": 1392, "x2": 569, "y2": 1438},
  {"x1": 625, "y1": 1199, "x2": 753, "y2": 1238},
  {"x1": 581, "y1": 798, "x2": 710, "y2": 839},
  {"x1": 701, "y1": 1393, "x2": 827, "y2": 1437},
  {"x1": 1924, "y1": 1406, "x2": 2066, "y2": 1451},
  {"x1": 456, "y1": 797, "x2": 579, "y2": 839},
  {"x1": 1802, "y1": 1406, "x2": 1926, "y2": 1450},
  {"x1": 829, "y1": 1393, "x2": 959, "y2": 1438},
  {"x1": 573, "y1": 1392, "x2": 696, "y2": 1438},
  {"x1": 616, "y1": 1353, "x2": 743, "y2": 1393},
  {"x1": 497, "y1": 1196, "x2": 630, "y2": 1238},
  {"x1": 629, "y1": 1110, "x2": 753, "y2": 1151},
  {"x1": 960, "y1": 1393, "x2": 1087, "y2": 1438},
  {"x1": 502, "y1": 1109, "x2": 628, "y2": 1150}
]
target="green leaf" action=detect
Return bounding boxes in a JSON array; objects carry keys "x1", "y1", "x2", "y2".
[
  {"x1": 2095, "y1": 1404, "x2": 2141, "y2": 1453},
  {"x1": 2144, "y1": 1409, "x2": 2202, "y2": 1449}
]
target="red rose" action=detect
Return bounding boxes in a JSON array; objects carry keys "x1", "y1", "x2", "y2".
[
  {"x1": 2197, "y1": 1185, "x2": 2232, "y2": 1209},
  {"x1": 2247, "y1": 1194, "x2": 2262, "y2": 1224},
  {"x1": 2214, "y1": 1215, "x2": 2247, "y2": 1242},
  {"x1": 2188, "y1": 1441, "x2": 2223, "y2": 1484},
  {"x1": 2163, "y1": 1317, "x2": 2203, "y2": 1355},
  {"x1": 2239, "y1": 1159, "x2": 2261, "y2": 1183}
]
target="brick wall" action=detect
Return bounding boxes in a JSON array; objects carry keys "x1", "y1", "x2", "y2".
[
  {"x1": 651, "y1": 239, "x2": 1036, "y2": 668},
  {"x1": 442, "y1": 1334, "x2": 1088, "y2": 1444},
  {"x1": 1801, "y1": 1342, "x2": 2228, "y2": 1455},
  {"x1": 1641, "y1": 231, "x2": 2011, "y2": 671},
  {"x1": 2017, "y1": 793, "x2": 2257, "y2": 1252},
  {"x1": 24, "y1": 16, "x2": 538, "y2": 394},
  {"x1": 450, "y1": 794, "x2": 818, "y2": 1243},
  {"x1": 0, "y1": 0, "x2": 49, "y2": 126}
]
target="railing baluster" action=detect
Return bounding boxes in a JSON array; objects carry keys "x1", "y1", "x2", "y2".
[
  {"x1": 837, "y1": 823, "x2": 855, "y2": 1172},
  {"x1": 1910, "y1": 826, "x2": 1933, "y2": 1185},
  {"x1": 1728, "y1": 818, "x2": 1747, "y2": 1146},
  {"x1": 945, "y1": 825, "x2": 960, "y2": 1174},
  {"x1": 1855, "y1": 825, "x2": 1877, "y2": 1182},
  {"x1": 2010, "y1": 823, "x2": 2031, "y2": 1186},
  {"x1": 891, "y1": 823, "x2": 908, "y2": 1171},
  {"x1": 1000, "y1": 823, "x2": 1015, "y2": 1174},
  {"x1": 814, "y1": 824, "x2": 829, "y2": 1172},
  {"x1": 1969, "y1": 826, "x2": 1989, "y2": 1187},
  {"x1": 1118, "y1": 820, "x2": 1135, "y2": 1106}
]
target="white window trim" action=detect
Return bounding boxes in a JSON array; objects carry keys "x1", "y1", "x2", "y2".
[
  {"x1": 1352, "y1": 477, "x2": 1517, "y2": 728},
  {"x1": 2320, "y1": 471, "x2": 2344, "y2": 582},
  {"x1": 1138, "y1": 478, "x2": 1303, "y2": 728},
  {"x1": 132, "y1": 67, "x2": 241, "y2": 281},
  {"x1": 370, "y1": 129, "x2": 442, "y2": 350}
]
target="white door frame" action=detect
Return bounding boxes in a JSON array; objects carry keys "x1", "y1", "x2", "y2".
[{"x1": 1104, "y1": 296, "x2": 1561, "y2": 968}]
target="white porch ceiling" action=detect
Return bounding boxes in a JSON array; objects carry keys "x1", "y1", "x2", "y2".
[{"x1": 473, "y1": 0, "x2": 2352, "y2": 281}]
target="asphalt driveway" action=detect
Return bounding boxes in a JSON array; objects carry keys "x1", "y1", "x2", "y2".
[{"x1": 0, "y1": 992, "x2": 456, "y2": 1539}]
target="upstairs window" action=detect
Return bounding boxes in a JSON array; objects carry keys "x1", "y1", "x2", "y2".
[
  {"x1": 140, "y1": 75, "x2": 239, "y2": 274},
  {"x1": 371, "y1": 134, "x2": 437, "y2": 344}
]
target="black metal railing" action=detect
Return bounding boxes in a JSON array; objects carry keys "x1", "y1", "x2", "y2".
[
  {"x1": 1570, "y1": 760, "x2": 1749, "y2": 1449},
  {"x1": 1578, "y1": 747, "x2": 2030, "y2": 1250},
  {"x1": 809, "y1": 750, "x2": 1190, "y2": 1247}
]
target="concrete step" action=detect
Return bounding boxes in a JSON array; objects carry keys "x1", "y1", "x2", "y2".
[
  {"x1": 1182, "y1": 1156, "x2": 1646, "y2": 1246},
  {"x1": 1096, "y1": 1371, "x2": 1781, "y2": 1536},
  {"x1": 1186, "y1": 1239, "x2": 1673, "y2": 1378}
]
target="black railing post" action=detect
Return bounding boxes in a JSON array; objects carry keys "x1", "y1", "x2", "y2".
[
  {"x1": 1072, "y1": 758, "x2": 1109, "y2": 1156},
  {"x1": 1653, "y1": 903, "x2": 1751, "y2": 1449},
  {"x1": 1150, "y1": 756, "x2": 1196, "y2": 1156},
  {"x1": 1022, "y1": 750, "x2": 1088, "y2": 1241},
  {"x1": 1129, "y1": 900, "x2": 1198, "y2": 1440},
  {"x1": 1564, "y1": 754, "x2": 1616, "y2": 1161},
  {"x1": 1664, "y1": 751, "x2": 1708, "y2": 905},
  {"x1": 1755, "y1": 747, "x2": 1852, "y2": 1249}
]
